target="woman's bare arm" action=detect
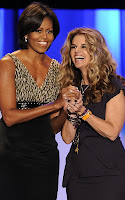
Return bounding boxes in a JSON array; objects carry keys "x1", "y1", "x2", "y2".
[
  {"x1": 86, "y1": 90, "x2": 125, "y2": 141},
  {"x1": 0, "y1": 57, "x2": 63, "y2": 127},
  {"x1": 50, "y1": 109, "x2": 67, "y2": 134},
  {"x1": 61, "y1": 95, "x2": 83, "y2": 143},
  {"x1": 50, "y1": 86, "x2": 81, "y2": 134},
  {"x1": 62, "y1": 90, "x2": 125, "y2": 143}
]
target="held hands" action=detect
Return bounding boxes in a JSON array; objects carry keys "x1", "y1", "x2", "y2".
[
  {"x1": 54, "y1": 85, "x2": 86, "y2": 115},
  {"x1": 62, "y1": 85, "x2": 80, "y2": 101},
  {"x1": 53, "y1": 85, "x2": 80, "y2": 110},
  {"x1": 62, "y1": 85, "x2": 86, "y2": 115}
]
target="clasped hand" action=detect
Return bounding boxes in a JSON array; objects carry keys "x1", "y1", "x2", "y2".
[{"x1": 62, "y1": 85, "x2": 83, "y2": 115}]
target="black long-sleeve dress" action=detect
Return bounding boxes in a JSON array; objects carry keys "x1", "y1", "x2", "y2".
[
  {"x1": 0, "y1": 53, "x2": 60, "y2": 200},
  {"x1": 63, "y1": 78, "x2": 125, "y2": 200}
]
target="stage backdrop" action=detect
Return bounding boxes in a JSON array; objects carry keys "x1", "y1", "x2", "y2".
[{"x1": 0, "y1": 8, "x2": 125, "y2": 200}]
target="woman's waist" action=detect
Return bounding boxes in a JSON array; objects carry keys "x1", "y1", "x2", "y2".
[
  {"x1": 6, "y1": 136, "x2": 58, "y2": 154},
  {"x1": 0, "y1": 146, "x2": 59, "y2": 170}
]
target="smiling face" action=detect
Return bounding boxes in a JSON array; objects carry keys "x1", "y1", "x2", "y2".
[
  {"x1": 70, "y1": 34, "x2": 90, "y2": 72},
  {"x1": 25, "y1": 17, "x2": 54, "y2": 54}
]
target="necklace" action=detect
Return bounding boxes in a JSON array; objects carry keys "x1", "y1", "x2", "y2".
[
  {"x1": 72, "y1": 81, "x2": 90, "y2": 155},
  {"x1": 81, "y1": 80, "x2": 90, "y2": 97},
  {"x1": 81, "y1": 85, "x2": 89, "y2": 95}
]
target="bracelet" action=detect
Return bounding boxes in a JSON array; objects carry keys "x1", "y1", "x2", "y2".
[
  {"x1": 82, "y1": 110, "x2": 92, "y2": 121},
  {"x1": 67, "y1": 114, "x2": 81, "y2": 129},
  {"x1": 79, "y1": 108, "x2": 88, "y2": 118}
]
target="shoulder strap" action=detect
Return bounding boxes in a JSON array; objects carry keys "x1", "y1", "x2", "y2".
[{"x1": 6, "y1": 53, "x2": 19, "y2": 64}]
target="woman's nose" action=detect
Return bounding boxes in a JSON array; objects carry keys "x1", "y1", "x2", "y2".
[
  {"x1": 75, "y1": 47, "x2": 80, "y2": 53},
  {"x1": 42, "y1": 31, "x2": 47, "y2": 39}
]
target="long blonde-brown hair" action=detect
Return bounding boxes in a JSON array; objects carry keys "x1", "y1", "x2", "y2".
[{"x1": 59, "y1": 27, "x2": 119, "y2": 104}]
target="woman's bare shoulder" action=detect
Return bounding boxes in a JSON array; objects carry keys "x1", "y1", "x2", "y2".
[
  {"x1": 0, "y1": 50, "x2": 21, "y2": 64},
  {"x1": 0, "y1": 53, "x2": 15, "y2": 73}
]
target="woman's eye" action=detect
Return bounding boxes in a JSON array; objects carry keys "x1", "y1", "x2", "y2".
[
  {"x1": 71, "y1": 45, "x2": 76, "y2": 49},
  {"x1": 47, "y1": 30, "x2": 53, "y2": 34},
  {"x1": 82, "y1": 45, "x2": 86, "y2": 48},
  {"x1": 35, "y1": 29, "x2": 41, "y2": 33},
  {"x1": 34, "y1": 30, "x2": 53, "y2": 34}
]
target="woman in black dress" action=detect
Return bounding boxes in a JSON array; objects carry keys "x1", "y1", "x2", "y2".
[
  {"x1": 0, "y1": 2, "x2": 80, "y2": 200},
  {"x1": 60, "y1": 28, "x2": 125, "y2": 200}
]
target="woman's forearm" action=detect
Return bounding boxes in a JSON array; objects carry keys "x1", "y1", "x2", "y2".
[
  {"x1": 3, "y1": 102, "x2": 59, "y2": 127},
  {"x1": 86, "y1": 113, "x2": 124, "y2": 141},
  {"x1": 51, "y1": 109, "x2": 68, "y2": 134},
  {"x1": 61, "y1": 119, "x2": 76, "y2": 144},
  {"x1": 65, "y1": 91, "x2": 125, "y2": 141}
]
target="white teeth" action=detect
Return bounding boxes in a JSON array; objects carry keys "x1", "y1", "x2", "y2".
[
  {"x1": 38, "y1": 41, "x2": 47, "y2": 46},
  {"x1": 75, "y1": 56, "x2": 84, "y2": 59}
]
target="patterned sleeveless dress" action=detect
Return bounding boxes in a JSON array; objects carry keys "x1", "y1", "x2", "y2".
[{"x1": 0, "y1": 53, "x2": 60, "y2": 200}]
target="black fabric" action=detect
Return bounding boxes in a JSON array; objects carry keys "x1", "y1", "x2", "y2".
[
  {"x1": 63, "y1": 77, "x2": 125, "y2": 198},
  {"x1": 66, "y1": 172, "x2": 125, "y2": 200},
  {"x1": 0, "y1": 102, "x2": 59, "y2": 200}
]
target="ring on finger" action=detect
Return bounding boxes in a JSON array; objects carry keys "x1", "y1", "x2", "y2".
[
  {"x1": 68, "y1": 90, "x2": 73, "y2": 93},
  {"x1": 73, "y1": 100, "x2": 77, "y2": 106},
  {"x1": 67, "y1": 105, "x2": 70, "y2": 112}
]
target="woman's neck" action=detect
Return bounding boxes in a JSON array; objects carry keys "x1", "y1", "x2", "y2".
[{"x1": 81, "y1": 74, "x2": 89, "y2": 85}]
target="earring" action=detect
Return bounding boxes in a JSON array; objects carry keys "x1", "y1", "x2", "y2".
[{"x1": 24, "y1": 37, "x2": 28, "y2": 43}]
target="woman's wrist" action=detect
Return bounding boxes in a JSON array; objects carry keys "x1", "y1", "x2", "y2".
[
  {"x1": 67, "y1": 113, "x2": 80, "y2": 129},
  {"x1": 79, "y1": 107, "x2": 92, "y2": 121},
  {"x1": 53, "y1": 100, "x2": 63, "y2": 111},
  {"x1": 78, "y1": 106, "x2": 87, "y2": 116},
  {"x1": 82, "y1": 110, "x2": 92, "y2": 121}
]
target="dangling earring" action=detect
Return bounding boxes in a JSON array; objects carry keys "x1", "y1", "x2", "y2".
[{"x1": 24, "y1": 37, "x2": 28, "y2": 43}]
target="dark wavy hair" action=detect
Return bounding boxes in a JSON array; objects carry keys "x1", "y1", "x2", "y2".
[{"x1": 17, "y1": 1, "x2": 60, "y2": 49}]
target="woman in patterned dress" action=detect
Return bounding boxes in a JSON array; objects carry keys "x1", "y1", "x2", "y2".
[{"x1": 0, "y1": 2, "x2": 80, "y2": 200}]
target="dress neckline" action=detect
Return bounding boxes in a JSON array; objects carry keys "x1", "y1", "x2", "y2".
[{"x1": 8, "y1": 53, "x2": 54, "y2": 90}]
